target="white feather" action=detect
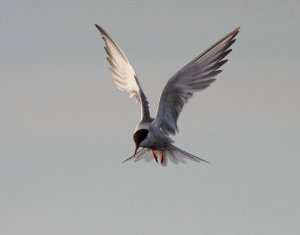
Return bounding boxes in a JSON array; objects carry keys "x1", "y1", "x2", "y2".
[{"x1": 95, "y1": 24, "x2": 151, "y2": 122}]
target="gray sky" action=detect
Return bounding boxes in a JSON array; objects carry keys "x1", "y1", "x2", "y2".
[{"x1": 1, "y1": 0, "x2": 299, "y2": 234}]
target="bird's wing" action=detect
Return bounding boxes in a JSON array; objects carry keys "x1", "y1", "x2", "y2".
[
  {"x1": 95, "y1": 24, "x2": 151, "y2": 122},
  {"x1": 155, "y1": 27, "x2": 240, "y2": 135}
]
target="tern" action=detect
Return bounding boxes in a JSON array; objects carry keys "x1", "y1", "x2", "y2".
[{"x1": 95, "y1": 24, "x2": 239, "y2": 165}]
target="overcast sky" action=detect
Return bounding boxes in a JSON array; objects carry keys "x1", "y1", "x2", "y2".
[{"x1": 1, "y1": 0, "x2": 299, "y2": 234}]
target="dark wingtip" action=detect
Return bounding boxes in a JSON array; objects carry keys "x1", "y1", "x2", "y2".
[
  {"x1": 231, "y1": 26, "x2": 241, "y2": 38},
  {"x1": 232, "y1": 26, "x2": 240, "y2": 34},
  {"x1": 95, "y1": 24, "x2": 105, "y2": 34},
  {"x1": 95, "y1": 24, "x2": 100, "y2": 30}
]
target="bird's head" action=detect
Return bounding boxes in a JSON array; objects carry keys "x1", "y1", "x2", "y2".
[{"x1": 133, "y1": 129, "x2": 149, "y2": 155}]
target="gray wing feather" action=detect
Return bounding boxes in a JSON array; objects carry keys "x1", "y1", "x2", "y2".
[
  {"x1": 155, "y1": 27, "x2": 240, "y2": 135},
  {"x1": 95, "y1": 24, "x2": 151, "y2": 122}
]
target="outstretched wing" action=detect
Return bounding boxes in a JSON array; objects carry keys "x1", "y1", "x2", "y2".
[
  {"x1": 95, "y1": 24, "x2": 151, "y2": 122},
  {"x1": 155, "y1": 27, "x2": 240, "y2": 135}
]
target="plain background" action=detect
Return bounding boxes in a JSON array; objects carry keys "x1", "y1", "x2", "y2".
[{"x1": 1, "y1": 0, "x2": 299, "y2": 234}]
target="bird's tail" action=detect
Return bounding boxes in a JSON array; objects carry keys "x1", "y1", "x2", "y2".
[
  {"x1": 167, "y1": 144, "x2": 210, "y2": 164},
  {"x1": 122, "y1": 145, "x2": 210, "y2": 166}
]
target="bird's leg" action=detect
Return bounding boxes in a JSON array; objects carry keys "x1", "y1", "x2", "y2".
[
  {"x1": 152, "y1": 150, "x2": 158, "y2": 163},
  {"x1": 160, "y1": 151, "x2": 164, "y2": 165}
]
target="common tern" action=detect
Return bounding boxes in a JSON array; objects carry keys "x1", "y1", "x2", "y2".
[{"x1": 95, "y1": 24, "x2": 239, "y2": 165}]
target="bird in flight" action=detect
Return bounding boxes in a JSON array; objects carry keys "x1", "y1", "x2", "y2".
[{"x1": 95, "y1": 24, "x2": 239, "y2": 166}]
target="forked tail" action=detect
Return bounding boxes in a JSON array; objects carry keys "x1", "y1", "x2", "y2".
[
  {"x1": 168, "y1": 144, "x2": 210, "y2": 164},
  {"x1": 122, "y1": 144, "x2": 210, "y2": 166}
]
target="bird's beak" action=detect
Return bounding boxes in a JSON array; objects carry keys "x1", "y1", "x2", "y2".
[{"x1": 134, "y1": 145, "x2": 139, "y2": 156}]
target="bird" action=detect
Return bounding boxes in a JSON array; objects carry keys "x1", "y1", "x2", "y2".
[{"x1": 95, "y1": 24, "x2": 239, "y2": 166}]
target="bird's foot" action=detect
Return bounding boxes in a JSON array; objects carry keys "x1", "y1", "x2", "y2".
[
  {"x1": 152, "y1": 150, "x2": 158, "y2": 163},
  {"x1": 160, "y1": 151, "x2": 164, "y2": 165}
]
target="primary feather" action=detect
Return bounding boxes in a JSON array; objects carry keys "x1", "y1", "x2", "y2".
[
  {"x1": 95, "y1": 24, "x2": 151, "y2": 122},
  {"x1": 155, "y1": 27, "x2": 240, "y2": 135}
]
